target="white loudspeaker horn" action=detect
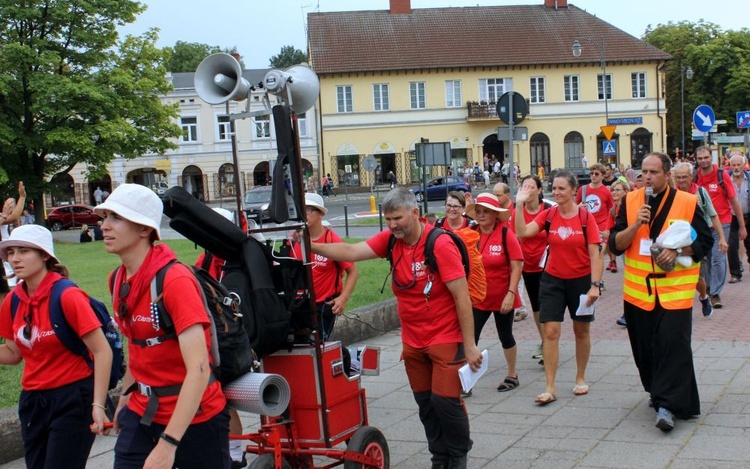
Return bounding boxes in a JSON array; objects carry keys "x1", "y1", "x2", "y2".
[
  {"x1": 195, "y1": 53, "x2": 251, "y2": 104},
  {"x1": 263, "y1": 64, "x2": 320, "y2": 114}
]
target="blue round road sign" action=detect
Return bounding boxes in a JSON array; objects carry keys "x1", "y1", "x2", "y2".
[{"x1": 693, "y1": 105, "x2": 715, "y2": 133}]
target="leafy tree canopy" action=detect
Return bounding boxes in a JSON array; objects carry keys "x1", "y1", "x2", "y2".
[
  {"x1": 269, "y1": 45, "x2": 308, "y2": 69},
  {"x1": 0, "y1": 0, "x2": 181, "y2": 219},
  {"x1": 643, "y1": 21, "x2": 750, "y2": 152},
  {"x1": 166, "y1": 40, "x2": 222, "y2": 72}
]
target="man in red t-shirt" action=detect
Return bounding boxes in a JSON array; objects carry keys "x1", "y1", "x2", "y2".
[
  {"x1": 311, "y1": 187, "x2": 481, "y2": 469},
  {"x1": 576, "y1": 164, "x2": 615, "y2": 271},
  {"x1": 695, "y1": 146, "x2": 747, "y2": 308}
]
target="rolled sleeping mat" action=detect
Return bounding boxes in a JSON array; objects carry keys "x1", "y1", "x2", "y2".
[{"x1": 224, "y1": 372, "x2": 291, "y2": 416}]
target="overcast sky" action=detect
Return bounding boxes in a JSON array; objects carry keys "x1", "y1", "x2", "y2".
[{"x1": 119, "y1": 0, "x2": 742, "y2": 70}]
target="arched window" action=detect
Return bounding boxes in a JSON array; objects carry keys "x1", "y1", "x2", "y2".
[
  {"x1": 564, "y1": 131, "x2": 585, "y2": 168},
  {"x1": 630, "y1": 127, "x2": 653, "y2": 169},
  {"x1": 217, "y1": 163, "x2": 236, "y2": 198},
  {"x1": 529, "y1": 133, "x2": 550, "y2": 178}
]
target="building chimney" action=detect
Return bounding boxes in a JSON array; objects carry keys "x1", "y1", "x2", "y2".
[
  {"x1": 544, "y1": 0, "x2": 568, "y2": 8},
  {"x1": 390, "y1": 0, "x2": 411, "y2": 14}
]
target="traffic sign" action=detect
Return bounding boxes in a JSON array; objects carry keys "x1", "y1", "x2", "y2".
[
  {"x1": 738, "y1": 111, "x2": 750, "y2": 129},
  {"x1": 693, "y1": 105, "x2": 715, "y2": 132},
  {"x1": 362, "y1": 156, "x2": 378, "y2": 171},
  {"x1": 496, "y1": 92, "x2": 528, "y2": 126},
  {"x1": 600, "y1": 125, "x2": 617, "y2": 141},
  {"x1": 602, "y1": 139, "x2": 617, "y2": 156}
]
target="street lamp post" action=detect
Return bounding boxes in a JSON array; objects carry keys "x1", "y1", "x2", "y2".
[
  {"x1": 573, "y1": 37, "x2": 609, "y2": 163},
  {"x1": 680, "y1": 64, "x2": 694, "y2": 157}
]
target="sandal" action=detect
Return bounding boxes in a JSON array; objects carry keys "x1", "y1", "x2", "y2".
[
  {"x1": 535, "y1": 392, "x2": 557, "y2": 405},
  {"x1": 572, "y1": 384, "x2": 589, "y2": 396},
  {"x1": 497, "y1": 375, "x2": 520, "y2": 392}
]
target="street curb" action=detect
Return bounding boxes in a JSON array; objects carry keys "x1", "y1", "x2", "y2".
[{"x1": 0, "y1": 299, "x2": 399, "y2": 464}]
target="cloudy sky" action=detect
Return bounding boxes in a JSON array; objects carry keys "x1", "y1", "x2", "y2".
[{"x1": 119, "y1": 0, "x2": 743, "y2": 69}]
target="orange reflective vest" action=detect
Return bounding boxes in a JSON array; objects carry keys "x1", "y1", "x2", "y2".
[{"x1": 623, "y1": 187, "x2": 700, "y2": 311}]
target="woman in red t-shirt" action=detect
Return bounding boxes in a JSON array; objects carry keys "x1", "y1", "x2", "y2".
[
  {"x1": 436, "y1": 191, "x2": 475, "y2": 231},
  {"x1": 95, "y1": 184, "x2": 229, "y2": 469},
  {"x1": 466, "y1": 193, "x2": 523, "y2": 392},
  {"x1": 0, "y1": 224, "x2": 112, "y2": 469},
  {"x1": 517, "y1": 175, "x2": 550, "y2": 362},
  {"x1": 515, "y1": 171, "x2": 602, "y2": 406}
]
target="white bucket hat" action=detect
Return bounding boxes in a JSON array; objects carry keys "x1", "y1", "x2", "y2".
[
  {"x1": 94, "y1": 183, "x2": 163, "y2": 239},
  {"x1": 305, "y1": 193, "x2": 327, "y2": 215},
  {"x1": 0, "y1": 225, "x2": 58, "y2": 263}
]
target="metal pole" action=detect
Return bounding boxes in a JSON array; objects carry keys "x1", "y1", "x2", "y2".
[
  {"x1": 600, "y1": 36, "x2": 611, "y2": 166},
  {"x1": 508, "y1": 91, "x2": 515, "y2": 196},
  {"x1": 344, "y1": 205, "x2": 349, "y2": 238},
  {"x1": 228, "y1": 102, "x2": 244, "y2": 219},
  {"x1": 681, "y1": 65, "x2": 685, "y2": 155}
]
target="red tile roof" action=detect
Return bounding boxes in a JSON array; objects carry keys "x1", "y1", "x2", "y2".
[{"x1": 307, "y1": 4, "x2": 671, "y2": 74}]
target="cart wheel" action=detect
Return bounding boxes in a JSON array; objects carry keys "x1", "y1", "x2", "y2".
[
  {"x1": 344, "y1": 426, "x2": 389, "y2": 469},
  {"x1": 247, "y1": 453, "x2": 291, "y2": 469}
]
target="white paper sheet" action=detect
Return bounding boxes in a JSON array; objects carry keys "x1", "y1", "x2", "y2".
[
  {"x1": 575, "y1": 294, "x2": 597, "y2": 316},
  {"x1": 458, "y1": 349, "x2": 489, "y2": 393}
]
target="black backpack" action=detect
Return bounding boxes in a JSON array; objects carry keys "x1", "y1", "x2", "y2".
[
  {"x1": 12, "y1": 279, "x2": 126, "y2": 393},
  {"x1": 160, "y1": 185, "x2": 303, "y2": 357}
]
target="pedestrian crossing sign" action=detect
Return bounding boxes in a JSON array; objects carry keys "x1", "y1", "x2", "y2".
[{"x1": 602, "y1": 139, "x2": 617, "y2": 156}]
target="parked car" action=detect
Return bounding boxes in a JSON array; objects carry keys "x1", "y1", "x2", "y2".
[
  {"x1": 45, "y1": 204, "x2": 102, "y2": 231},
  {"x1": 244, "y1": 186, "x2": 273, "y2": 221},
  {"x1": 410, "y1": 176, "x2": 471, "y2": 202},
  {"x1": 152, "y1": 181, "x2": 169, "y2": 196},
  {"x1": 547, "y1": 168, "x2": 591, "y2": 192}
]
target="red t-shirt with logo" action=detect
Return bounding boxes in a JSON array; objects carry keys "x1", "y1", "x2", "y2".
[
  {"x1": 475, "y1": 225, "x2": 523, "y2": 311},
  {"x1": 520, "y1": 205, "x2": 549, "y2": 273},
  {"x1": 114, "y1": 264, "x2": 226, "y2": 425},
  {"x1": 534, "y1": 208, "x2": 600, "y2": 279},
  {"x1": 0, "y1": 280, "x2": 100, "y2": 391},
  {"x1": 367, "y1": 226, "x2": 465, "y2": 348},
  {"x1": 503, "y1": 200, "x2": 515, "y2": 231},
  {"x1": 291, "y1": 228, "x2": 353, "y2": 302},
  {"x1": 576, "y1": 184, "x2": 614, "y2": 231},
  {"x1": 696, "y1": 165, "x2": 737, "y2": 224}
]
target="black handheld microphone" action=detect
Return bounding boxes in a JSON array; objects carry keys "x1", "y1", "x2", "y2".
[{"x1": 642, "y1": 187, "x2": 653, "y2": 224}]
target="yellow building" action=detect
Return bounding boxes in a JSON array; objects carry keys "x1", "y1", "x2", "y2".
[{"x1": 308, "y1": 0, "x2": 671, "y2": 187}]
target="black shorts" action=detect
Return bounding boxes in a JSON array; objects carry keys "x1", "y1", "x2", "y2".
[
  {"x1": 521, "y1": 270, "x2": 542, "y2": 312},
  {"x1": 538, "y1": 272, "x2": 594, "y2": 323}
]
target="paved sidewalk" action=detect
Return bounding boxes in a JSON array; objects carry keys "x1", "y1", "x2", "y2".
[{"x1": 4, "y1": 265, "x2": 750, "y2": 468}]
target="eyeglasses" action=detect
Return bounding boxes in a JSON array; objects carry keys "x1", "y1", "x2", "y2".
[
  {"x1": 384, "y1": 256, "x2": 417, "y2": 291},
  {"x1": 118, "y1": 282, "x2": 131, "y2": 318},
  {"x1": 22, "y1": 309, "x2": 32, "y2": 340},
  {"x1": 445, "y1": 204, "x2": 462, "y2": 211},
  {"x1": 591, "y1": 172, "x2": 602, "y2": 176},
  {"x1": 305, "y1": 207, "x2": 320, "y2": 214}
]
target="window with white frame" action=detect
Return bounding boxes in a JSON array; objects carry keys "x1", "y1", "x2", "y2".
[
  {"x1": 564, "y1": 75, "x2": 579, "y2": 102},
  {"x1": 254, "y1": 115, "x2": 270, "y2": 139},
  {"x1": 478, "y1": 78, "x2": 511, "y2": 103},
  {"x1": 373, "y1": 84, "x2": 389, "y2": 111},
  {"x1": 597, "y1": 74, "x2": 612, "y2": 100},
  {"x1": 336, "y1": 85, "x2": 353, "y2": 113},
  {"x1": 631, "y1": 72, "x2": 646, "y2": 98},
  {"x1": 217, "y1": 115, "x2": 231, "y2": 141},
  {"x1": 297, "y1": 112, "x2": 308, "y2": 137},
  {"x1": 180, "y1": 116, "x2": 198, "y2": 142},
  {"x1": 410, "y1": 82, "x2": 426, "y2": 109},
  {"x1": 445, "y1": 80, "x2": 462, "y2": 108},
  {"x1": 529, "y1": 77, "x2": 546, "y2": 103}
]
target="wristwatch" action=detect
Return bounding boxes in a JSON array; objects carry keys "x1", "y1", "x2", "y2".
[
  {"x1": 591, "y1": 281, "x2": 603, "y2": 288},
  {"x1": 675, "y1": 248, "x2": 682, "y2": 255}
]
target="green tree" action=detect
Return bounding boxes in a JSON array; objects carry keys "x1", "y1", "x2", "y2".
[
  {"x1": 0, "y1": 1, "x2": 181, "y2": 221},
  {"x1": 269, "y1": 45, "x2": 308, "y2": 68},
  {"x1": 643, "y1": 21, "x2": 750, "y2": 152},
  {"x1": 166, "y1": 40, "x2": 222, "y2": 72}
]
